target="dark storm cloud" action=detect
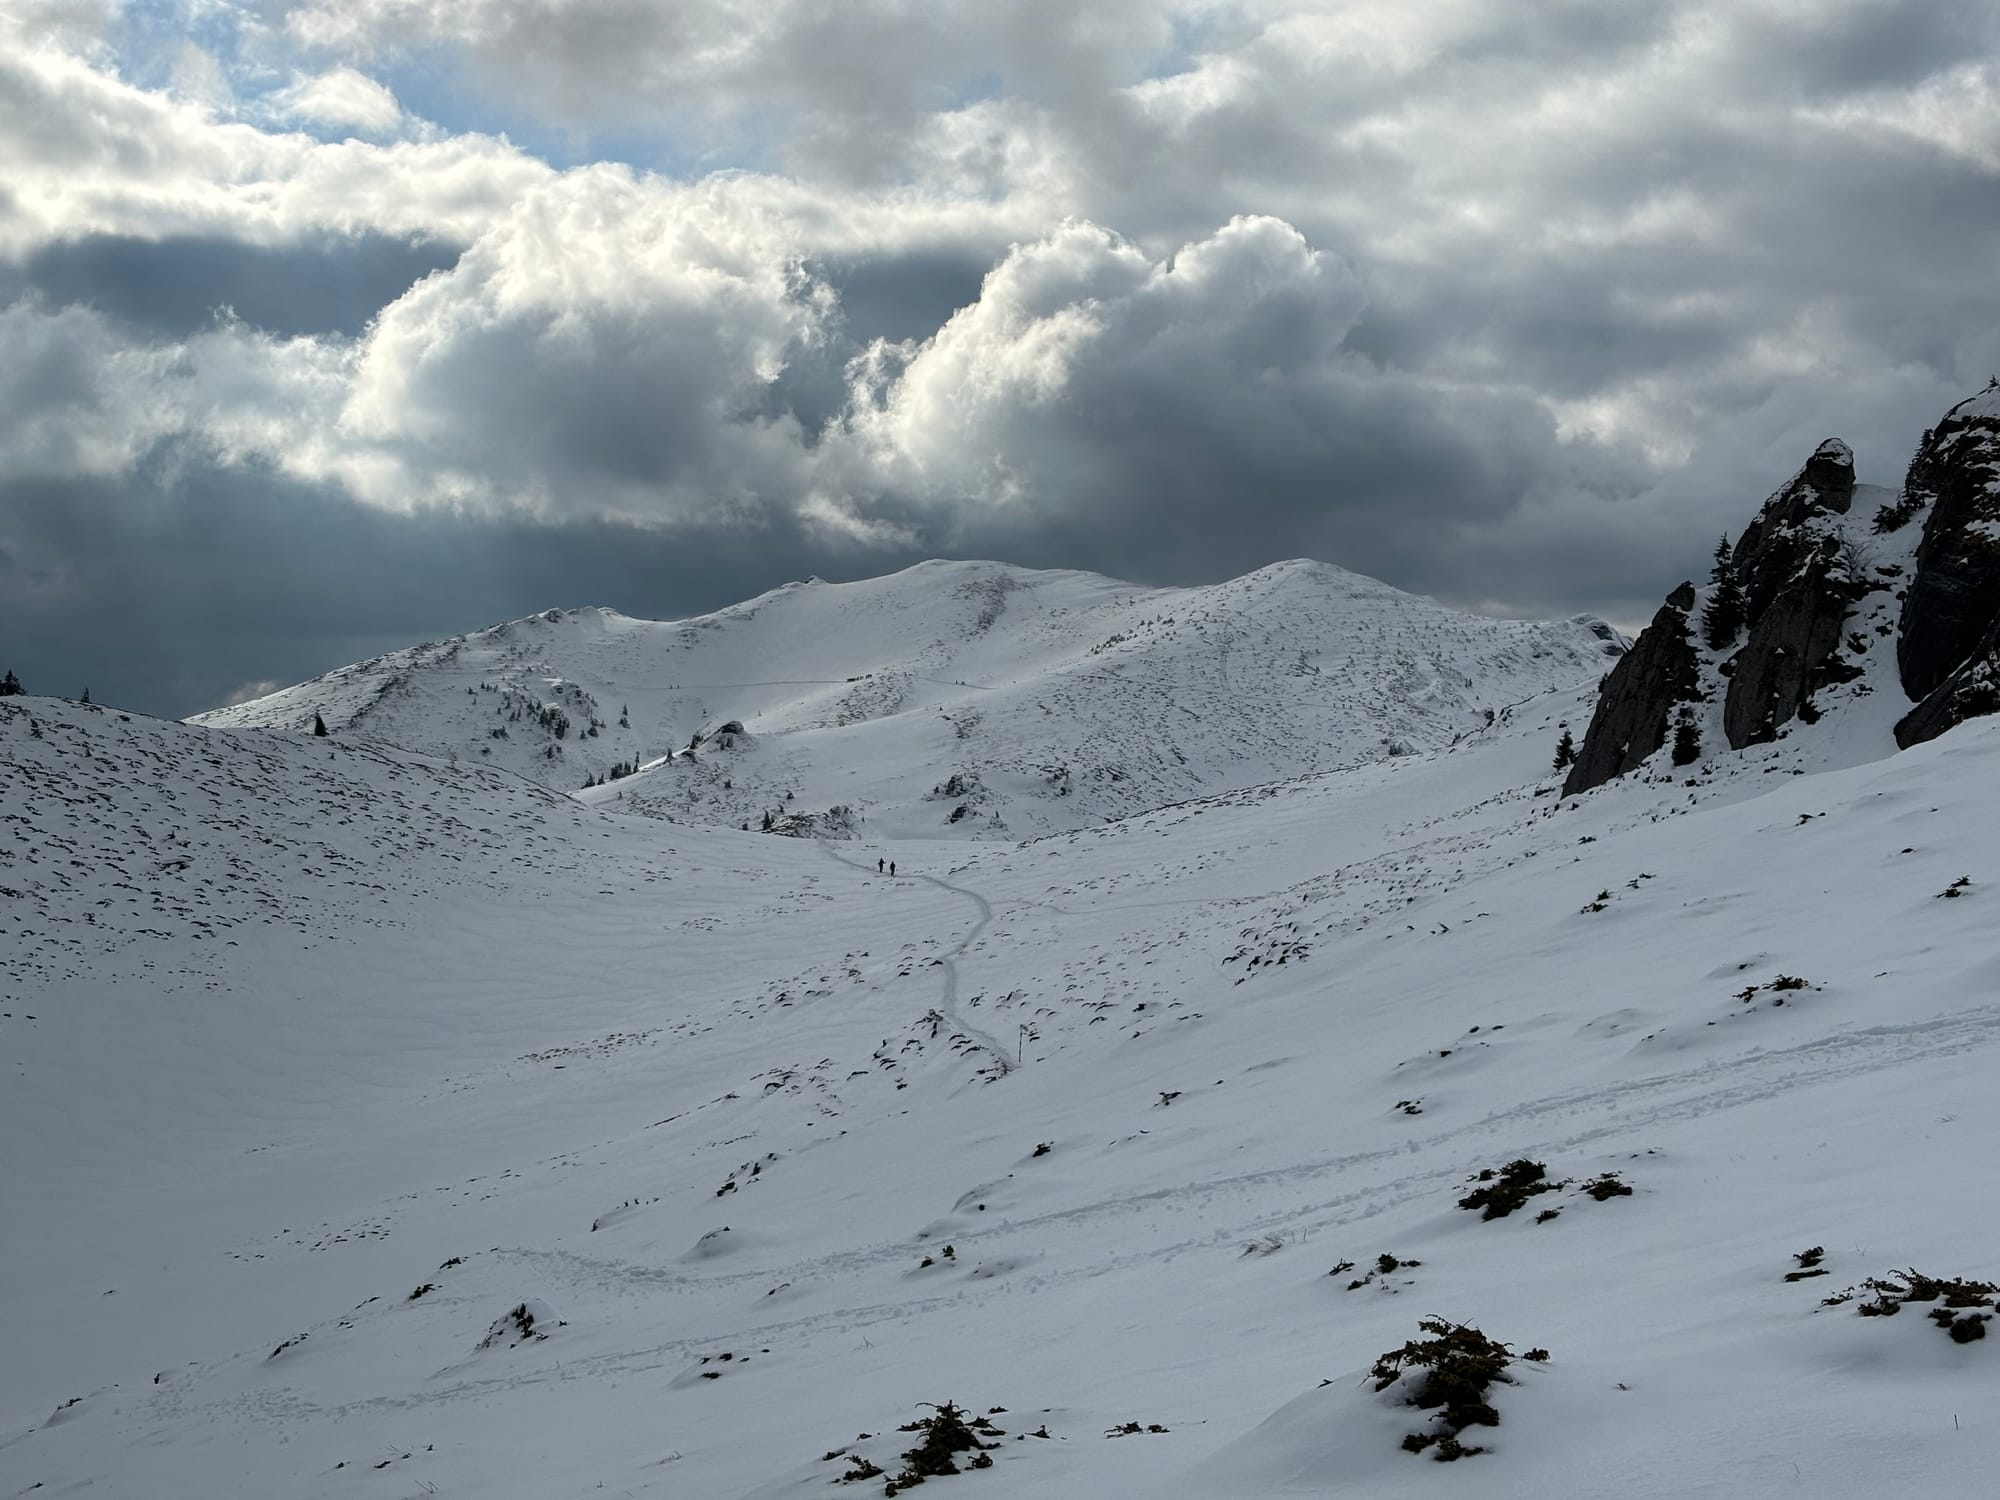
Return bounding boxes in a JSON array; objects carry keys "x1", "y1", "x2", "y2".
[
  {"x1": 823, "y1": 251, "x2": 990, "y2": 345},
  {"x1": 1732, "y1": 0, "x2": 2000, "y2": 95},
  {"x1": 7, "y1": 232, "x2": 462, "y2": 339}
]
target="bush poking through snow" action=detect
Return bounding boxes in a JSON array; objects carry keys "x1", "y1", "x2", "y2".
[
  {"x1": 1459, "y1": 1159, "x2": 1562, "y2": 1220},
  {"x1": 1371, "y1": 1318, "x2": 1528, "y2": 1461},
  {"x1": 1785, "y1": 1246, "x2": 1829, "y2": 1282},
  {"x1": 1580, "y1": 1173, "x2": 1633, "y2": 1201},
  {"x1": 477, "y1": 1299, "x2": 563, "y2": 1349},
  {"x1": 862, "y1": 1401, "x2": 1003, "y2": 1493},
  {"x1": 1342, "y1": 1252, "x2": 1424, "y2": 1290},
  {"x1": 1823, "y1": 1271, "x2": 1999, "y2": 1341},
  {"x1": 1735, "y1": 975, "x2": 1816, "y2": 1006}
]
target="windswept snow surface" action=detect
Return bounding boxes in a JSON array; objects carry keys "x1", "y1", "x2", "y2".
[
  {"x1": 190, "y1": 559, "x2": 1623, "y2": 839},
  {"x1": 6, "y1": 676, "x2": 2000, "y2": 1498}
]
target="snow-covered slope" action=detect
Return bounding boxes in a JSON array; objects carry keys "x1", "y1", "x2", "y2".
[
  {"x1": 7, "y1": 679, "x2": 1999, "y2": 1498},
  {"x1": 192, "y1": 559, "x2": 1624, "y2": 839}
]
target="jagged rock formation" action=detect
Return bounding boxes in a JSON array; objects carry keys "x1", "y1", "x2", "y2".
[
  {"x1": 1566, "y1": 383, "x2": 2000, "y2": 788},
  {"x1": 1719, "y1": 440, "x2": 1870, "y2": 747},
  {"x1": 1565, "y1": 439, "x2": 1869, "y2": 794},
  {"x1": 1894, "y1": 384, "x2": 2000, "y2": 747},
  {"x1": 1561, "y1": 582, "x2": 1698, "y2": 795}
]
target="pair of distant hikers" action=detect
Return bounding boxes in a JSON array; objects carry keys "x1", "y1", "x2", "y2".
[{"x1": 876, "y1": 857, "x2": 897, "y2": 876}]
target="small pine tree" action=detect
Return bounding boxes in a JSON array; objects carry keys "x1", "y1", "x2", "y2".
[
  {"x1": 1671, "y1": 704, "x2": 1701, "y2": 766},
  {"x1": 80, "y1": 686, "x2": 91, "y2": 704},
  {"x1": 1552, "y1": 728, "x2": 1576, "y2": 771},
  {"x1": 313, "y1": 713, "x2": 329, "y2": 737},
  {"x1": 1701, "y1": 536, "x2": 1746, "y2": 649},
  {"x1": 0, "y1": 670, "x2": 22, "y2": 697}
]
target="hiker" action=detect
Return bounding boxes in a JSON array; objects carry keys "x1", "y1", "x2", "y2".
[
  {"x1": 890, "y1": 861, "x2": 897, "y2": 877},
  {"x1": 877, "y1": 857, "x2": 884, "y2": 873}
]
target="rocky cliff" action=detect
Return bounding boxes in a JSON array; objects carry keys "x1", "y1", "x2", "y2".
[
  {"x1": 1561, "y1": 583, "x2": 1698, "y2": 795},
  {"x1": 1718, "y1": 439, "x2": 1872, "y2": 748},
  {"x1": 1893, "y1": 383, "x2": 2000, "y2": 748},
  {"x1": 1565, "y1": 382, "x2": 2000, "y2": 792},
  {"x1": 1564, "y1": 439, "x2": 1873, "y2": 795}
]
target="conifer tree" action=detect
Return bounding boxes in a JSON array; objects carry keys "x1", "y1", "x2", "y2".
[
  {"x1": 80, "y1": 686, "x2": 91, "y2": 704},
  {"x1": 1671, "y1": 704, "x2": 1702, "y2": 766},
  {"x1": 1701, "y1": 536, "x2": 1746, "y2": 649},
  {"x1": 0, "y1": 670, "x2": 22, "y2": 696},
  {"x1": 313, "y1": 713, "x2": 330, "y2": 737},
  {"x1": 1552, "y1": 727, "x2": 1576, "y2": 771}
]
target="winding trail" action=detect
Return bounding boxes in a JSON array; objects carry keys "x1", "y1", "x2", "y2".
[{"x1": 814, "y1": 840, "x2": 1015, "y2": 1076}]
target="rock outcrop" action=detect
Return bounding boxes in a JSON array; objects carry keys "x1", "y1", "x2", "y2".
[
  {"x1": 1718, "y1": 439, "x2": 1870, "y2": 747},
  {"x1": 1893, "y1": 384, "x2": 2000, "y2": 747},
  {"x1": 1565, "y1": 384, "x2": 2000, "y2": 786},
  {"x1": 1561, "y1": 583, "x2": 1698, "y2": 795},
  {"x1": 1564, "y1": 439, "x2": 1868, "y2": 795},
  {"x1": 1895, "y1": 619, "x2": 2000, "y2": 748}
]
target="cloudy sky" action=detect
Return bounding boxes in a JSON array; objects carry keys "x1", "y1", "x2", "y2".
[{"x1": 3, "y1": 0, "x2": 1998, "y2": 715}]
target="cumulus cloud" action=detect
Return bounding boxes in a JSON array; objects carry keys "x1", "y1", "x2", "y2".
[
  {"x1": 834, "y1": 216, "x2": 1367, "y2": 508},
  {"x1": 816, "y1": 215, "x2": 1661, "y2": 594},
  {"x1": 271, "y1": 65, "x2": 405, "y2": 135},
  {"x1": 274, "y1": 0, "x2": 1198, "y2": 175},
  {"x1": 0, "y1": 41, "x2": 549, "y2": 256},
  {"x1": 330, "y1": 168, "x2": 837, "y2": 518}
]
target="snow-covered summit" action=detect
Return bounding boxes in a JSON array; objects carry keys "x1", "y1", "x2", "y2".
[{"x1": 194, "y1": 557, "x2": 1623, "y2": 839}]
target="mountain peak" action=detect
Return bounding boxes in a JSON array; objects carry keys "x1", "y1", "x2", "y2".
[{"x1": 193, "y1": 557, "x2": 1617, "y2": 840}]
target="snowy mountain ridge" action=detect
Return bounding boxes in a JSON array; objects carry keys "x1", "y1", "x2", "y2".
[{"x1": 193, "y1": 557, "x2": 1624, "y2": 839}]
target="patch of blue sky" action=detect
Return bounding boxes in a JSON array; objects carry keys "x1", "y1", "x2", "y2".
[
  {"x1": 1139, "y1": 7, "x2": 1242, "y2": 84},
  {"x1": 104, "y1": 0, "x2": 262, "y2": 93},
  {"x1": 96, "y1": 0, "x2": 784, "y2": 180},
  {"x1": 371, "y1": 49, "x2": 779, "y2": 177},
  {"x1": 939, "y1": 69, "x2": 1004, "y2": 110}
]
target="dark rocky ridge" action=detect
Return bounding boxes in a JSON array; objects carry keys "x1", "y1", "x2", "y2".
[
  {"x1": 1564, "y1": 440, "x2": 1871, "y2": 795},
  {"x1": 1894, "y1": 384, "x2": 2000, "y2": 747},
  {"x1": 1565, "y1": 382, "x2": 2000, "y2": 792}
]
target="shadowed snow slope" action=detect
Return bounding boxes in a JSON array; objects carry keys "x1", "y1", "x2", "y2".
[
  {"x1": 191, "y1": 558, "x2": 1623, "y2": 838},
  {"x1": 5, "y1": 675, "x2": 1997, "y2": 1497}
]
